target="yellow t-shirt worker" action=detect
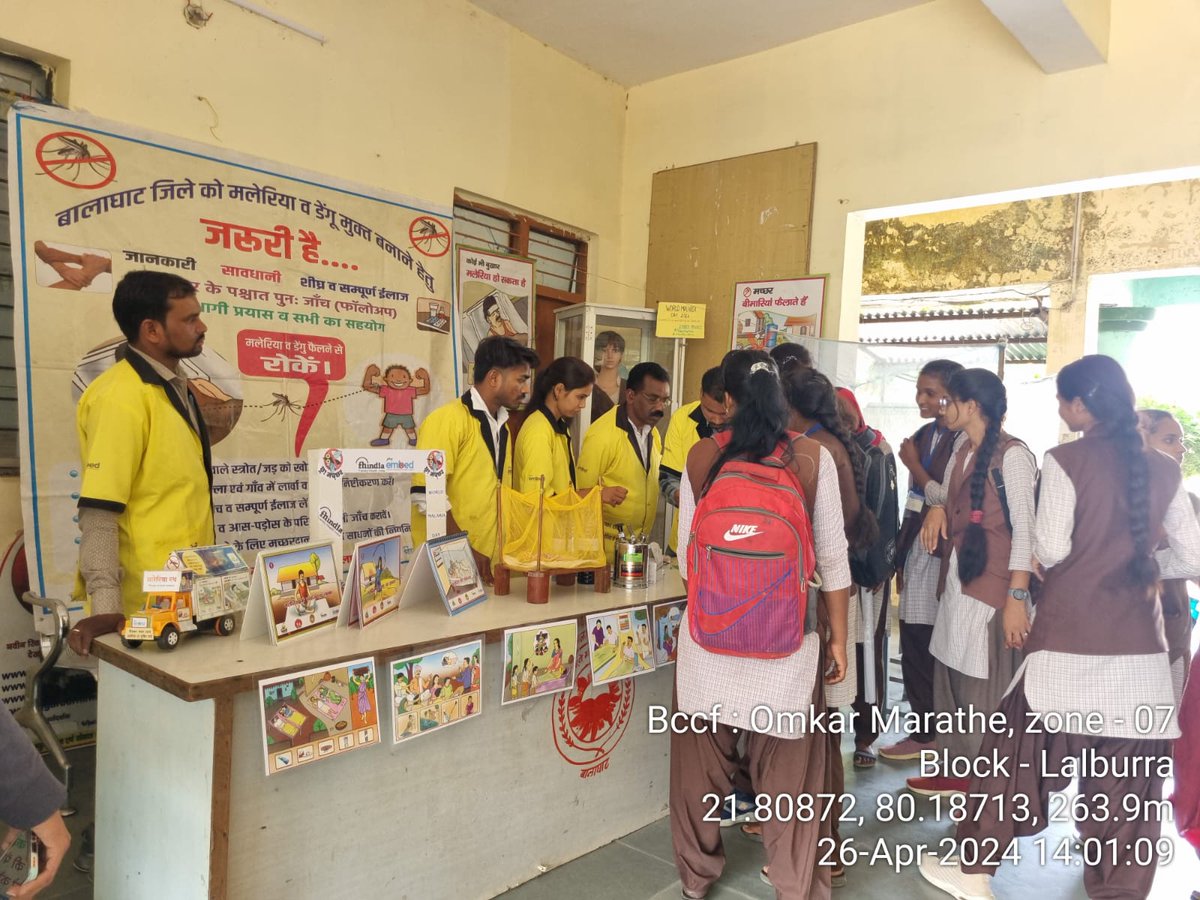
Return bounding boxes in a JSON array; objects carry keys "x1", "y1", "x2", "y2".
[
  {"x1": 659, "y1": 366, "x2": 727, "y2": 554},
  {"x1": 413, "y1": 336, "x2": 539, "y2": 582},
  {"x1": 71, "y1": 271, "x2": 215, "y2": 654},
  {"x1": 577, "y1": 362, "x2": 671, "y2": 558}
]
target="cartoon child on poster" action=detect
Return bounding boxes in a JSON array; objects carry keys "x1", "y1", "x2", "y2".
[{"x1": 362, "y1": 363, "x2": 431, "y2": 447}]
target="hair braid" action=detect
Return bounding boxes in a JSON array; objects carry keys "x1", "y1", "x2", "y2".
[
  {"x1": 785, "y1": 367, "x2": 879, "y2": 550},
  {"x1": 1058, "y1": 355, "x2": 1159, "y2": 593},
  {"x1": 945, "y1": 369, "x2": 1009, "y2": 585},
  {"x1": 1116, "y1": 408, "x2": 1159, "y2": 590},
  {"x1": 957, "y1": 417, "x2": 1001, "y2": 584}
]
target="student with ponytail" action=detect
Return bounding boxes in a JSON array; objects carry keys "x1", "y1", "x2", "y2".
[
  {"x1": 882, "y1": 359, "x2": 964, "y2": 762},
  {"x1": 778, "y1": 365, "x2": 878, "y2": 887},
  {"x1": 670, "y1": 349, "x2": 851, "y2": 899},
  {"x1": 905, "y1": 368, "x2": 1036, "y2": 798},
  {"x1": 921, "y1": 356, "x2": 1200, "y2": 900}
]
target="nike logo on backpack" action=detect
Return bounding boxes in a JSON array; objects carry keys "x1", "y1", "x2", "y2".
[{"x1": 723, "y1": 524, "x2": 763, "y2": 542}]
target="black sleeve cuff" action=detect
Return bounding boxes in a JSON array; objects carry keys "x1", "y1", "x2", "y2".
[{"x1": 78, "y1": 497, "x2": 126, "y2": 513}]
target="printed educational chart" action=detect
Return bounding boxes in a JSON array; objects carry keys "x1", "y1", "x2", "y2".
[
  {"x1": 731, "y1": 276, "x2": 827, "y2": 351},
  {"x1": 501, "y1": 619, "x2": 578, "y2": 706},
  {"x1": 585, "y1": 606, "x2": 656, "y2": 685},
  {"x1": 258, "y1": 657, "x2": 379, "y2": 776},
  {"x1": 456, "y1": 246, "x2": 534, "y2": 385},
  {"x1": 651, "y1": 599, "x2": 685, "y2": 667},
  {"x1": 343, "y1": 534, "x2": 403, "y2": 628},
  {"x1": 7, "y1": 103, "x2": 456, "y2": 605},
  {"x1": 390, "y1": 640, "x2": 482, "y2": 743},
  {"x1": 253, "y1": 541, "x2": 343, "y2": 642}
]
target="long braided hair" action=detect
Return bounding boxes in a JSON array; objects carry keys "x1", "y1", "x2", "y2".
[
  {"x1": 946, "y1": 369, "x2": 1007, "y2": 584},
  {"x1": 783, "y1": 365, "x2": 879, "y2": 550},
  {"x1": 1057, "y1": 355, "x2": 1158, "y2": 590}
]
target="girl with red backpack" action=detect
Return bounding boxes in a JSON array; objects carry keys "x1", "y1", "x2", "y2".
[{"x1": 669, "y1": 349, "x2": 850, "y2": 900}]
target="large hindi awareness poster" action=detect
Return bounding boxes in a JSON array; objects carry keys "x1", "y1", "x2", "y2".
[{"x1": 8, "y1": 103, "x2": 457, "y2": 602}]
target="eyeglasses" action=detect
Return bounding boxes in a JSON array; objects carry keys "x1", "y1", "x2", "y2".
[
  {"x1": 937, "y1": 396, "x2": 952, "y2": 410},
  {"x1": 638, "y1": 391, "x2": 671, "y2": 406}
]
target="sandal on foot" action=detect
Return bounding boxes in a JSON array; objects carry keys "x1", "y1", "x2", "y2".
[
  {"x1": 739, "y1": 823, "x2": 763, "y2": 843},
  {"x1": 831, "y1": 869, "x2": 847, "y2": 888},
  {"x1": 853, "y1": 748, "x2": 876, "y2": 769}
]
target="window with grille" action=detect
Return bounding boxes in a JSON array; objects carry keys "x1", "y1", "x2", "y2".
[
  {"x1": 453, "y1": 198, "x2": 588, "y2": 304},
  {"x1": 0, "y1": 53, "x2": 53, "y2": 470}
]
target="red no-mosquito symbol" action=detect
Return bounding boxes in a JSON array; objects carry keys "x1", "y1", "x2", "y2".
[
  {"x1": 35, "y1": 131, "x2": 118, "y2": 189},
  {"x1": 408, "y1": 216, "x2": 451, "y2": 257}
]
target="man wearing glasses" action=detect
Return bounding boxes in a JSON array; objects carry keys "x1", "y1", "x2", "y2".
[{"x1": 577, "y1": 361, "x2": 671, "y2": 559}]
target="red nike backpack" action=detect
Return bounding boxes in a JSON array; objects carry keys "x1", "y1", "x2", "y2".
[{"x1": 687, "y1": 432, "x2": 818, "y2": 658}]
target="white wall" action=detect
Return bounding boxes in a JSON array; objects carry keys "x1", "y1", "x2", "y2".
[{"x1": 617, "y1": 0, "x2": 1200, "y2": 337}]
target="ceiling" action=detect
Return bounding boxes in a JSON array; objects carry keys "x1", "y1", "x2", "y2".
[{"x1": 467, "y1": 0, "x2": 935, "y2": 86}]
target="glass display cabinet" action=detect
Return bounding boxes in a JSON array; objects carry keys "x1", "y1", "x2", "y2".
[{"x1": 553, "y1": 303, "x2": 686, "y2": 454}]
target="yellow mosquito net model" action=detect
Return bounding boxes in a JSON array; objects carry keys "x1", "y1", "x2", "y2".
[{"x1": 499, "y1": 486, "x2": 606, "y2": 571}]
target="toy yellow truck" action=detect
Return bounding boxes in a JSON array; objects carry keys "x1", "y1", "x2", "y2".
[{"x1": 121, "y1": 545, "x2": 250, "y2": 651}]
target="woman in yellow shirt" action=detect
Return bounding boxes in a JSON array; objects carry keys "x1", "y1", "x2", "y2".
[{"x1": 514, "y1": 356, "x2": 594, "y2": 496}]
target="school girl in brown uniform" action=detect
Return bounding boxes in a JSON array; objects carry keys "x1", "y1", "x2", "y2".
[
  {"x1": 908, "y1": 369, "x2": 1037, "y2": 797},
  {"x1": 778, "y1": 366, "x2": 878, "y2": 888},
  {"x1": 670, "y1": 350, "x2": 851, "y2": 900},
  {"x1": 884, "y1": 359, "x2": 965, "y2": 760},
  {"x1": 921, "y1": 355, "x2": 1200, "y2": 900},
  {"x1": 1139, "y1": 408, "x2": 1196, "y2": 702}
]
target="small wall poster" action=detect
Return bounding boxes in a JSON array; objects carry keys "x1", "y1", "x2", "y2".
[
  {"x1": 258, "y1": 657, "x2": 379, "y2": 776},
  {"x1": 652, "y1": 599, "x2": 686, "y2": 667},
  {"x1": 390, "y1": 640, "x2": 482, "y2": 744},
  {"x1": 501, "y1": 619, "x2": 578, "y2": 706},
  {"x1": 456, "y1": 246, "x2": 535, "y2": 385},
  {"x1": 731, "y1": 276, "x2": 827, "y2": 350},
  {"x1": 585, "y1": 606, "x2": 656, "y2": 685}
]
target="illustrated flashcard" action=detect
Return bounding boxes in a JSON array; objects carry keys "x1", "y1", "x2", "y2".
[
  {"x1": 258, "y1": 657, "x2": 378, "y2": 776},
  {"x1": 343, "y1": 534, "x2": 403, "y2": 628},
  {"x1": 390, "y1": 639, "x2": 482, "y2": 744},
  {"x1": 400, "y1": 532, "x2": 487, "y2": 616},
  {"x1": 585, "y1": 606, "x2": 656, "y2": 685},
  {"x1": 501, "y1": 618, "x2": 577, "y2": 706},
  {"x1": 258, "y1": 541, "x2": 343, "y2": 643},
  {"x1": 652, "y1": 599, "x2": 686, "y2": 667}
]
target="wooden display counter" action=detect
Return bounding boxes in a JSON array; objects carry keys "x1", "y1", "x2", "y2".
[{"x1": 90, "y1": 568, "x2": 687, "y2": 899}]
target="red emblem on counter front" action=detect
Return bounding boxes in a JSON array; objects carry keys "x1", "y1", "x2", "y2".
[{"x1": 552, "y1": 628, "x2": 633, "y2": 778}]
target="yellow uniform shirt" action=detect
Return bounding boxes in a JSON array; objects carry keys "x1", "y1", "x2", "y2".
[
  {"x1": 413, "y1": 393, "x2": 513, "y2": 561},
  {"x1": 513, "y1": 407, "x2": 576, "y2": 497},
  {"x1": 75, "y1": 355, "x2": 215, "y2": 616},
  {"x1": 660, "y1": 400, "x2": 714, "y2": 553},
  {"x1": 576, "y1": 405, "x2": 661, "y2": 557}
]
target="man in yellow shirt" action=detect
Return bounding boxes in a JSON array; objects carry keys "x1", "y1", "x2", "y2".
[
  {"x1": 414, "y1": 335, "x2": 539, "y2": 583},
  {"x1": 577, "y1": 362, "x2": 670, "y2": 558},
  {"x1": 68, "y1": 271, "x2": 215, "y2": 655},
  {"x1": 659, "y1": 366, "x2": 727, "y2": 554}
]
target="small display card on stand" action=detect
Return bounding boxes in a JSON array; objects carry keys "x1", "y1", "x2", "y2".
[
  {"x1": 240, "y1": 540, "x2": 344, "y2": 645},
  {"x1": 400, "y1": 532, "x2": 487, "y2": 616},
  {"x1": 339, "y1": 533, "x2": 403, "y2": 628}
]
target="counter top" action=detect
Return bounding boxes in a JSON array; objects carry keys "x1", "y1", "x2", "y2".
[{"x1": 92, "y1": 568, "x2": 686, "y2": 701}]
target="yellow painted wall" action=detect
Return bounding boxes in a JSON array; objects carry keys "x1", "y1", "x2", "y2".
[
  {"x1": 618, "y1": 0, "x2": 1200, "y2": 340},
  {"x1": 1, "y1": 0, "x2": 628, "y2": 553}
]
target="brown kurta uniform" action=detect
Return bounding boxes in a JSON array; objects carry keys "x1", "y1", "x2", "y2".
[{"x1": 957, "y1": 429, "x2": 1180, "y2": 899}]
